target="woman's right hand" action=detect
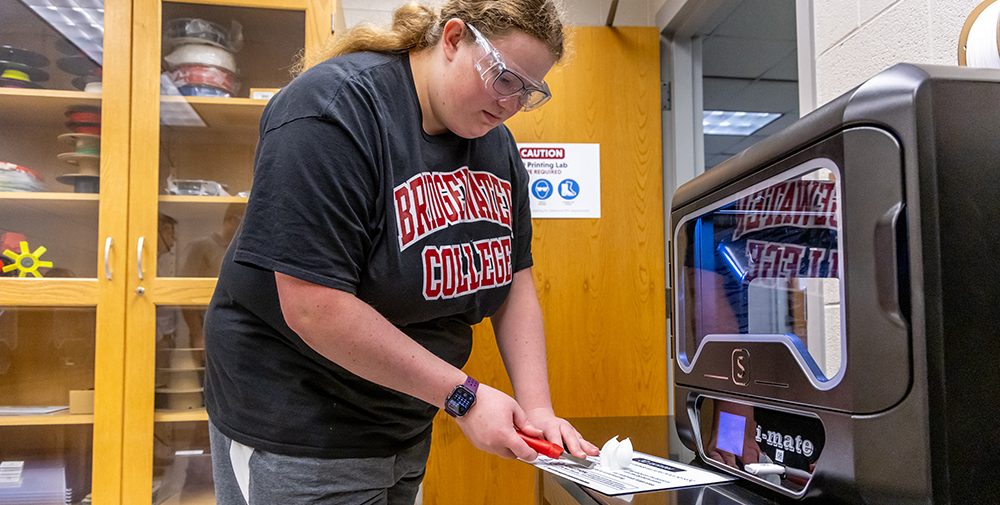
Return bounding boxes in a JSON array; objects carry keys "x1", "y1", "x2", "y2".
[{"x1": 454, "y1": 384, "x2": 541, "y2": 461}]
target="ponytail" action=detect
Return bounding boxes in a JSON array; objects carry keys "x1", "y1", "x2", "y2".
[{"x1": 293, "y1": 0, "x2": 565, "y2": 76}]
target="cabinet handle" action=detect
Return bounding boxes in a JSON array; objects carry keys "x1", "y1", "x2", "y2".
[
  {"x1": 137, "y1": 236, "x2": 145, "y2": 280},
  {"x1": 104, "y1": 237, "x2": 113, "y2": 280}
]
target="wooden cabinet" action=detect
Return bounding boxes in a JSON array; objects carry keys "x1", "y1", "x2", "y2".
[
  {"x1": 124, "y1": 1, "x2": 332, "y2": 504},
  {"x1": 0, "y1": 0, "x2": 131, "y2": 502},
  {"x1": 2, "y1": 5, "x2": 663, "y2": 504},
  {"x1": 0, "y1": 1, "x2": 332, "y2": 503}
]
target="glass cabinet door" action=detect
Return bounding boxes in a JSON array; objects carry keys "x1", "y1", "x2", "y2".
[
  {"x1": 0, "y1": 0, "x2": 131, "y2": 504},
  {"x1": 124, "y1": 1, "x2": 327, "y2": 503}
]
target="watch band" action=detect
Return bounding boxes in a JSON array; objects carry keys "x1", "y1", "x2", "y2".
[
  {"x1": 462, "y1": 375, "x2": 479, "y2": 393},
  {"x1": 444, "y1": 376, "x2": 479, "y2": 418}
]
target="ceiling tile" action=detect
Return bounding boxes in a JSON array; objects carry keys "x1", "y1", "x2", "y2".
[
  {"x1": 713, "y1": 0, "x2": 797, "y2": 41},
  {"x1": 702, "y1": 77, "x2": 752, "y2": 109},
  {"x1": 761, "y1": 49, "x2": 798, "y2": 81},
  {"x1": 727, "y1": 133, "x2": 769, "y2": 155},
  {"x1": 706, "y1": 154, "x2": 734, "y2": 170},
  {"x1": 702, "y1": 36, "x2": 797, "y2": 79},
  {"x1": 753, "y1": 112, "x2": 799, "y2": 136},
  {"x1": 727, "y1": 79, "x2": 799, "y2": 112},
  {"x1": 704, "y1": 134, "x2": 746, "y2": 154},
  {"x1": 698, "y1": 0, "x2": 744, "y2": 36}
]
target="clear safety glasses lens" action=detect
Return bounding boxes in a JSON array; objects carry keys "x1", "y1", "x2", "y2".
[
  {"x1": 468, "y1": 24, "x2": 551, "y2": 111},
  {"x1": 489, "y1": 67, "x2": 551, "y2": 110}
]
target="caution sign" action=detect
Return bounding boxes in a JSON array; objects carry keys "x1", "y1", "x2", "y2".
[{"x1": 518, "y1": 143, "x2": 600, "y2": 219}]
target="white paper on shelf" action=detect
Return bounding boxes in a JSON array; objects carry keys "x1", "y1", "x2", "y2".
[
  {"x1": 0, "y1": 460, "x2": 67, "y2": 504},
  {"x1": 0, "y1": 406, "x2": 68, "y2": 416},
  {"x1": 525, "y1": 451, "x2": 735, "y2": 496}
]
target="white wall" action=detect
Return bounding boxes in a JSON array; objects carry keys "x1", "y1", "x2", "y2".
[
  {"x1": 339, "y1": 0, "x2": 658, "y2": 28},
  {"x1": 812, "y1": 0, "x2": 982, "y2": 106}
]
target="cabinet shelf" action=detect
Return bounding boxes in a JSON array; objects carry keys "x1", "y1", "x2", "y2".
[
  {"x1": 0, "y1": 192, "x2": 99, "y2": 224},
  {"x1": 159, "y1": 195, "x2": 249, "y2": 226},
  {"x1": 160, "y1": 95, "x2": 267, "y2": 138},
  {"x1": 159, "y1": 195, "x2": 247, "y2": 204},
  {"x1": 0, "y1": 192, "x2": 99, "y2": 202},
  {"x1": 154, "y1": 408, "x2": 208, "y2": 423},
  {"x1": 0, "y1": 412, "x2": 94, "y2": 426},
  {"x1": 0, "y1": 88, "x2": 102, "y2": 128}
]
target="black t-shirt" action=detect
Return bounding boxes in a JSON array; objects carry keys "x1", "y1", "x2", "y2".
[{"x1": 204, "y1": 52, "x2": 534, "y2": 459}]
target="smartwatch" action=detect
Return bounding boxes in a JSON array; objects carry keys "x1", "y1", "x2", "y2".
[{"x1": 444, "y1": 376, "x2": 479, "y2": 418}]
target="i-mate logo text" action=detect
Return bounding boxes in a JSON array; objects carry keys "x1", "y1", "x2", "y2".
[
  {"x1": 755, "y1": 424, "x2": 816, "y2": 458},
  {"x1": 519, "y1": 147, "x2": 565, "y2": 159}
]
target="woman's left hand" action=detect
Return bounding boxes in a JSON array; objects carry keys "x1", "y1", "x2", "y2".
[{"x1": 521, "y1": 407, "x2": 601, "y2": 459}]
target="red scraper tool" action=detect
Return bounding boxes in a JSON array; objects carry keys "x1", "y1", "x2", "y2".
[{"x1": 517, "y1": 431, "x2": 596, "y2": 468}]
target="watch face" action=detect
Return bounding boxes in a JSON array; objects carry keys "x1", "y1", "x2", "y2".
[{"x1": 446, "y1": 385, "x2": 476, "y2": 417}]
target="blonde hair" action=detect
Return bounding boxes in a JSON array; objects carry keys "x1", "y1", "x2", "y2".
[{"x1": 293, "y1": 0, "x2": 566, "y2": 74}]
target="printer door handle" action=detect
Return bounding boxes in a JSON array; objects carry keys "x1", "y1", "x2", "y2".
[{"x1": 874, "y1": 202, "x2": 908, "y2": 328}]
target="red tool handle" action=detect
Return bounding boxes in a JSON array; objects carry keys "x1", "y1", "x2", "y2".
[{"x1": 517, "y1": 431, "x2": 563, "y2": 459}]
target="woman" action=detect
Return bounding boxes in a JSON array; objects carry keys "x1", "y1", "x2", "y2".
[{"x1": 204, "y1": 0, "x2": 600, "y2": 503}]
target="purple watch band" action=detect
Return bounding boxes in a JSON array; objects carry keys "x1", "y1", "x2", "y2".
[
  {"x1": 463, "y1": 375, "x2": 479, "y2": 393},
  {"x1": 444, "y1": 376, "x2": 479, "y2": 418}
]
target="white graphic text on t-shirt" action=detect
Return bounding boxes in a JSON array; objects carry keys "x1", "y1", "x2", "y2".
[
  {"x1": 394, "y1": 167, "x2": 513, "y2": 251},
  {"x1": 422, "y1": 237, "x2": 513, "y2": 300}
]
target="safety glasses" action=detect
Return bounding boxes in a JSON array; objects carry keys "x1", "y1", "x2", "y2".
[{"x1": 466, "y1": 24, "x2": 551, "y2": 111}]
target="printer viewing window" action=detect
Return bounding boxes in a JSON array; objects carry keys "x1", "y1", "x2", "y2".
[{"x1": 674, "y1": 159, "x2": 844, "y2": 383}]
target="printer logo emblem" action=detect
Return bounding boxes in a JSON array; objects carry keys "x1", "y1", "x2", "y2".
[{"x1": 732, "y1": 349, "x2": 750, "y2": 386}]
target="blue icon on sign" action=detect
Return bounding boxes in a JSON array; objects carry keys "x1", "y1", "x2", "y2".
[
  {"x1": 532, "y1": 179, "x2": 553, "y2": 200},
  {"x1": 558, "y1": 179, "x2": 580, "y2": 200}
]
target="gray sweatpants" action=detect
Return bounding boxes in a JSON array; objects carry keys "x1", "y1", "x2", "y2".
[{"x1": 209, "y1": 420, "x2": 430, "y2": 505}]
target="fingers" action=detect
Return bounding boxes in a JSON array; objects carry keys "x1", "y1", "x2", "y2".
[
  {"x1": 722, "y1": 451, "x2": 738, "y2": 467},
  {"x1": 512, "y1": 406, "x2": 543, "y2": 438},
  {"x1": 707, "y1": 443, "x2": 738, "y2": 468},
  {"x1": 558, "y1": 427, "x2": 599, "y2": 458},
  {"x1": 457, "y1": 387, "x2": 600, "y2": 462},
  {"x1": 511, "y1": 435, "x2": 539, "y2": 461},
  {"x1": 530, "y1": 416, "x2": 599, "y2": 459},
  {"x1": 707, "y1": 449, "x2": 726, "y2": 465},
  {"x1": 539, "y1": 424, "x2": 570, "y2": 455},
  {"x1": 457, "y1": 385, "x2": 541, "y2": 461}
]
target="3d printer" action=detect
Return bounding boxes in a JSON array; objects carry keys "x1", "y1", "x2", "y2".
[{"x1": 670, "y1": 64, "x2": 1000, "y2": 504}]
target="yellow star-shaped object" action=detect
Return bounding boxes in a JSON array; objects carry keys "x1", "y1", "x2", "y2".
[{"x1": 3, "y1": 241, "x2": 53, "y2": 278}]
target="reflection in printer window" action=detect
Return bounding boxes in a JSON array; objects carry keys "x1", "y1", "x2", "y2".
[{"x1": 678, "y1": 170, "x2": 843, "y2": 379}]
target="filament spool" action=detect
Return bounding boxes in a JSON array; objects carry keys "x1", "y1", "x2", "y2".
[{"x1": 959, "y1": 0, "x2": 1000, "y2": 67}]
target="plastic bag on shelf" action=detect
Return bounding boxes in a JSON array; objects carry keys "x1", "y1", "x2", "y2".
[
  {"x1": 0, "y1": 161, "x2": 45, "y2": 192},
  {"x1": 163, "y1": 18, "x2": 244, "y2": 53},
  {"x1": 165, "y1": 174, "x2": 231, "y2": 197}
]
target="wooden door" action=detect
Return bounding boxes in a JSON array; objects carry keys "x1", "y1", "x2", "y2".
[{"x1": 424, "y1": 26, "x2": 667, "y2": 505}]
